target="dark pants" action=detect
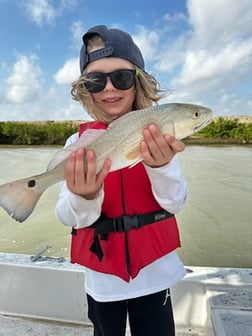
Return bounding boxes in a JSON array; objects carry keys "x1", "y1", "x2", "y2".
[{"x1": 87, "y1": 289, "x2": 175, "y2": 336}]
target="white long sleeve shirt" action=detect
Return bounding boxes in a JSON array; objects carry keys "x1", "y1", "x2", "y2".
[{"x1": 55, "y1": 132, "x2": 188, "y2": 302}]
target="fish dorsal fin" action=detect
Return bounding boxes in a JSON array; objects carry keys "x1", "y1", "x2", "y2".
[{"x1": 46, "y1": 129, "x2": 106, "y2": 171}]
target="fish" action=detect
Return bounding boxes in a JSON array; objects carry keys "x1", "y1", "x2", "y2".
[{"x1": 0, "y1": 103, "x2": 212, "y2": 222}]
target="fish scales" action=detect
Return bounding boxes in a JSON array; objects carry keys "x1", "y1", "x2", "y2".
[{"x1": 85, "y1": 104, "x2": 177, "y2": 172}]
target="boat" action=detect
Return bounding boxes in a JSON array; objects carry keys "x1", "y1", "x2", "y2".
[{"x1": 0, "y1": 252, "x2": 251, "y2": 336}]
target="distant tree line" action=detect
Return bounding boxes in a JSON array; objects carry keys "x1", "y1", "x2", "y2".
[
  {"x1": 0, "y1": 121, "x2": 79, "y2": 145},
  {"x1": 0, "y1": 118, "x2": 251, "y2": 145},
  {"x1": 197, "y1": 118, "x2": 252, "y2": 143}
]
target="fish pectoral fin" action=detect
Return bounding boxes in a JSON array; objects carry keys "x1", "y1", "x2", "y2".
[
  {"x1": 47, "y1": 129, "x2": 107, "y2": 171},
  {"x1": 125, "y1": 146, "x2": 141, "y2": 161},
  {"x1": 124, "y1": 146, "x2": 142, "y2": 169},
  {"x1": 0, "y1": 175, "x2": 45, "y2": 222}
]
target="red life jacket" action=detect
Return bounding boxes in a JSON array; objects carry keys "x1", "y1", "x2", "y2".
[{"x1": 70, "y1": 121, "x2": 181, "y2": 282}]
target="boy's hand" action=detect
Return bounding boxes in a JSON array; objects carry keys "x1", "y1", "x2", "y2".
[
  {"x1": 140, "y1": 124, "x2": 185, "y2": 168},
  {"x1": 64, "y1": 148, "x2": 111, "y2": 199}
]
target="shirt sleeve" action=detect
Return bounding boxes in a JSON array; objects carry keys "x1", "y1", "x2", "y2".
[
  {"x1": 55, "y1": 132, "x2": 103, "y2": 229},
  {"x1": 143, "y1": 157, "x2": 187, "y2": 214}
]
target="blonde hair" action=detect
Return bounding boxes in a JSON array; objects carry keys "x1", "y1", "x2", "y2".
[{"x1": 71, "y1": 35, "x2": 165, "y2": 124}]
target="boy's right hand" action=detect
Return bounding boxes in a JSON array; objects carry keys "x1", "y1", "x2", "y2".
[{"x1": 64, "y1": 148, "x2": 111, "y2": 200}]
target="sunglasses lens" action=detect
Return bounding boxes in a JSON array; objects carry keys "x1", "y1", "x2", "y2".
[
  {"x1": 111, "y1": 70, "x2": 136, "y2": 90},
  {"x1": 83, "y1": 73, "x2": 106, "y2": 93},
  {"x1": 83, "y1": 69, "x2": 136, "y2": 93}
]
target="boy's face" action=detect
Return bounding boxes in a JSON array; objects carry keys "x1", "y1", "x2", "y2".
[{"x1": 85, "y1": 57, "x2": 136, "y2": 119}]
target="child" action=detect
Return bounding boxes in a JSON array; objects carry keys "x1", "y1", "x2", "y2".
[{"x1": 56, "y1": 25, "x2": 187, "y2": 336}]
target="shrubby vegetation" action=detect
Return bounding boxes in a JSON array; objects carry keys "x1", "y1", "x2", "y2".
[
  {"x1": 0, "y1": 118, "x2": 251, "y2": 145},
  {"x1": 197, "y1": 118, "x2": 252, "y2": 143},
  {"x1": 0, "y1": 121, "x2": 79, "y2": 145}
]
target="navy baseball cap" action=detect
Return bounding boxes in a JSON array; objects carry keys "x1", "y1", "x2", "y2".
[{"x1": 80, "y1": 25, "x2": 145, "y2": 73}]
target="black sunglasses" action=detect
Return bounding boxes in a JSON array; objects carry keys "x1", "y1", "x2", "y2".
[{"x1": 83, "y1": 69, "x2": 139, "y2": 93}]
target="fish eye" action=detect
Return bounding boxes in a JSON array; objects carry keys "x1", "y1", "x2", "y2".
[{"x1": 193, "y1": 111, "x2": 201, "y2": 119}]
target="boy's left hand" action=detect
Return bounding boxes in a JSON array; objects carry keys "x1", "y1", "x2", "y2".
[{"x1": 140, "y1": 124, "x2": 185, "y2": 168}]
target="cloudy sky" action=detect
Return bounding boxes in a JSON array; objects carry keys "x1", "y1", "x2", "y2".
[{"x1": 0, "y1": 0, "x2": 251, "y2": 121}]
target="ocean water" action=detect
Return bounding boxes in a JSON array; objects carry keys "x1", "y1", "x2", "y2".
[{"x1": 0, "y1": 146, "x2": 251, "y2": 268}]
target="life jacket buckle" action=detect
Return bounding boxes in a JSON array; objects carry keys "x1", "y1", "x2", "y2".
[{"x1": 113, "y1": 215, "x2": 140, "y2": 232}]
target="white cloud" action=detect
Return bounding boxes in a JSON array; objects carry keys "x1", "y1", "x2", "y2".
[
  {"x1": 2, "y1": 0, "x2": 251, "y2": 120},
  {"x1": 188, "y1": 0, "x2": 252, "y2": 49},
  {"x1": 54, "y1": 58, "x2": 79, "y2": 85},
  {"x1": 5, "y1": 54, "x2": 42, "y2": 104},
  {"x1": 157, "y1": 0, "x2": 252, "y2": 116},
  {"x1": 22, "y1": 0, "x2": 77, "y2": 26},
  {"x1": 22, "y1": 0, "x2": 57, "y2": 25},
  {"x1": 70, "y1": 20, "x2": 85, "y2": 50},
  {"x1": 153, "y1": 35, "x2": 187, "y2": 73},
  {"x1": 132, "y1": 25, "x2": 160, "y2": 63},
  {"x1": 173, "y1": 39, "x2": 252, "y2": 88},
  {"x1": 0, "y1": 82, "x2": 88, "y2": 121},
  {"x1": 58, "y1": 101, "x2": 91, "y2": 120},
  {"x1": 132, "y1": 14, "x2": 189, "y2": 74}
]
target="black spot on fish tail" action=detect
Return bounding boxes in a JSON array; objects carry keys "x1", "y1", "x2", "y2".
[{"x1": 27, "y1": 180, "x2": 36, "y2": 188}]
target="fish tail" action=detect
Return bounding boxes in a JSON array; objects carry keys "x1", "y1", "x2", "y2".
[{"x1": 0, "y1": 171, "x2": 54, "y2": 222}]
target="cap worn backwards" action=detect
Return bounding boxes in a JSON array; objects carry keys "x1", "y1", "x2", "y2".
[{"x1": 80, "y1": 25, "x2": 145, "y2": 73}]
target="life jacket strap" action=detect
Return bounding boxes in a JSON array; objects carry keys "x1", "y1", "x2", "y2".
[{"x1": 89, "y1": 210, "x2": 174, "y2": 261}]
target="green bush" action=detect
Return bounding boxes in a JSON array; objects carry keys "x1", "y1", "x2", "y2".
[
  {"x1": 0, "y1": 121, "x2": 79, "y2": 145},
  {"x1": 0, "y1": 117, "x2": 251, "y2": 145},
  {"x1": 198, "y1": 118, "x2": 252, "y2": 142}
]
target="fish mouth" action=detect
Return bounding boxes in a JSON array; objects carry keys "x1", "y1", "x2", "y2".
[{"x1": 194, "y1": 118, "x2": 212, "y2": 132}]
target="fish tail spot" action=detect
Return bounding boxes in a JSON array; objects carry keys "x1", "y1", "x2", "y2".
[{"x1": 27, "y1": 180, "x2": 36, "y2": 188}]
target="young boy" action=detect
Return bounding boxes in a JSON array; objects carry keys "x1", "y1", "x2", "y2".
[{"x1": 56, "y1": 25, "x2": 187, "y2": 336}]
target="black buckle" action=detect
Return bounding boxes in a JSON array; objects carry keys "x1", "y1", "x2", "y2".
[{"x1": 113, "y1": 215, "x2": 139, "y2": 232}]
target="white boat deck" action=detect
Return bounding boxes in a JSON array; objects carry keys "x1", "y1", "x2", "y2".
[
  {"x1": 0, "y1": 315, "x2": 204, "y2": 336},
  {"x1": 0, "y1": 253, "x2": 251, "y2": 336}
]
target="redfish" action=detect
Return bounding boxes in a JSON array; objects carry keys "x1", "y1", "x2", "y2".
[{"x1": 0, "y1": 103, "x2": 212, "y2": 222}]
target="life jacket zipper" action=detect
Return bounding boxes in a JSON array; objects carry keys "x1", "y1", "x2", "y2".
[{"x1": 120, "y1": 170, "x2": 131, "y2": 277}]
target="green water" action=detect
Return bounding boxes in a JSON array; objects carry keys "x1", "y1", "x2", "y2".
[{"x1": 0, "y1": 146, "x2": 251, "y2": 268}]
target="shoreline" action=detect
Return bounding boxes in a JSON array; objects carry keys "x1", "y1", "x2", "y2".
[
  {"x1": 0, "y1": 138, "x2": 252, "y2": 147},
  {"x1": 183, "y1": 137, "x2": 252, "y2": 145}
]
